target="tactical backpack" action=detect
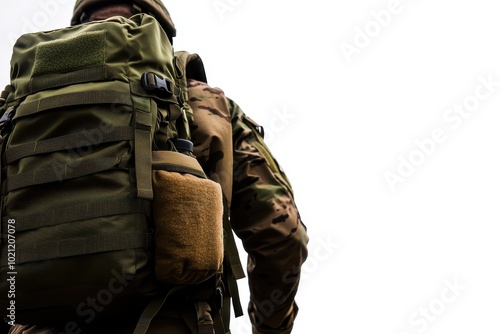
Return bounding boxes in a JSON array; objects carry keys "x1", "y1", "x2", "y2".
[{"x1": 0, "y1": 14, "x2": 243, "y2": 333}]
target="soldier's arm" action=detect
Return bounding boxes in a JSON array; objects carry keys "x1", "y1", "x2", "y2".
[{"x1": 229, "y1": 98, "x2": 308, "y2": 334}]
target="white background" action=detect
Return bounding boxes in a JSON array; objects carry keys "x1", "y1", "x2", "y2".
[{"x1": 2, "y1": 1, "x2": 500, "y2": 333}]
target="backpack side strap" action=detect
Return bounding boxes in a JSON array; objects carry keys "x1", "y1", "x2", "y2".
[{"x1": 133, "y1": 286, "x2": 186, "y2": 334}]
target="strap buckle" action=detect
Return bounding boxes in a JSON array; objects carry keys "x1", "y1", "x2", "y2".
[{"x1": 141, "y1": 72, "x2": 173, "y2": 97}]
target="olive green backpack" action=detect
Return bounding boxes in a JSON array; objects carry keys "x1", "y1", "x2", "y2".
[{"x1": 0, "y1": 14, "x2": 243, "y2": 333}]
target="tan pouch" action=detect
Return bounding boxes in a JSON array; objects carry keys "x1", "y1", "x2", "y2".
[{"x1": 152, "y1": 150, "x2": 224, "y2": 285}]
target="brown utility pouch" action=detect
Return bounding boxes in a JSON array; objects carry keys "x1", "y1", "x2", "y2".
[{"x1": 152, "y1": 150, "x2": 224, "y2": 285}]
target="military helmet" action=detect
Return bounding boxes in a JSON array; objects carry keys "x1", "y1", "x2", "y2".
[{"x1": 71, "y1": 0, "x2": 176, "y2": 41}]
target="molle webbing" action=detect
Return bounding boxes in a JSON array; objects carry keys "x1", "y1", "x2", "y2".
[
  {"x1": 14, "y1": 89, "x2": 132, "y2": 119},
  {"x1": 1, "y1": 198, "x2": 149, "y2": 233},
  {"x1": 4, "y1": 127, "x2": 133, "y2": 164},
  {"x1": 3, "y1": 157, "x2": 121, "y2": 193},
  {"x1": 3, "y1": 232, "x2": 152, "y2": 265}
]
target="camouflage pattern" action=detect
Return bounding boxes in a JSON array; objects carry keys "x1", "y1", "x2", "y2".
[{"x1": 188, "y1": 79, "x2": 309, "y2": 333}]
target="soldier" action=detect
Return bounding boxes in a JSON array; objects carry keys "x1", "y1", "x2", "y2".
[{"x1": 8, "y1": 1, "x2": 308, "y2": 333}]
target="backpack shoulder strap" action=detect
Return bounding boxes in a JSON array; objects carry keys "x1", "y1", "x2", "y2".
[
  {"x1": 173, "y1": 51, "x2": 207, "y2": 118},
  {"x1": 174, "y1": 51, "x2": 207, "y2": 84},
  {"x1": 174, "y1": 51, "x2": 245, "y2": 323}
]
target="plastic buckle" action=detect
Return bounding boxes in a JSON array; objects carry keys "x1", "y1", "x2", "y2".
[{"x1": 141, "y1": 72, "x2": 173, "y2": 97}]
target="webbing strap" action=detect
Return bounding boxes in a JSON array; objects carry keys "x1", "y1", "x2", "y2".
[
  {"x1": 15, "y1": 89, "x2": 132, "y2": 120},
  {"x1": 152, "y1": 150, "x2": 206, "y2": 179},
  {"x1": 215, "y1": 311, "x2": 230, "y2": 334},
  {"x1": 225, "y1": 258, "x2": 244, "y2": 318},
  {"x1": 5, "y1": 126, "x2": 133, "y2": 164},
  {"x1": 29, "y1": 66, "x2": 107, "y2": 94},
  {"x1": 176, "y1": 281, "x2": 230, "y2": 334},
  {"x1": 133, "y1": 95, "x2": 154, "y2": 200},
  {"x1": 1, "y1": 198, "x2": 149, "y2": 232},
  {"x1": 4, "y1": 157, "x2": 120, "y2": 193},
  {"x1": 10, "y1": 232, "x2": 151, "y2": 265},
  {"x1": 133, "y1": 286, "x2": 185, "y2": 334},
  {"x1": 178, "y1": 308, "x2": 198, "y2": 334},
  {"x1": 196, "y1": 301, "x2": 214, "y2": 334},
  {"x1": 222, "y1": 199, "x2": 245, "y2": 317}
]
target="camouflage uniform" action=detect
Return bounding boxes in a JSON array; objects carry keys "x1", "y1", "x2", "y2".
[
  {"x1": 7, "y1": 1, "x2": 308, "y2": 333},
  {"x1": 189, "y1": 79, "x2": 309, "y2": 333}
]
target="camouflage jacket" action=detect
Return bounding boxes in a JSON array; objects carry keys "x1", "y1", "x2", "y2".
[{"x1": 188, "y1": 79, "x2": 309, "y2": 334}]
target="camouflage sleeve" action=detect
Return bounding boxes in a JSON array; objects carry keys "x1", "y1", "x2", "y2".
[{"x1": 228, "y1": 98, "x2": 309, "y2": 334}]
